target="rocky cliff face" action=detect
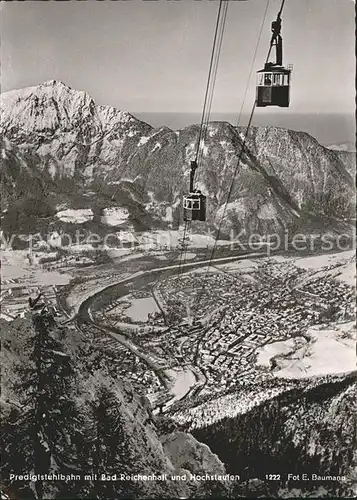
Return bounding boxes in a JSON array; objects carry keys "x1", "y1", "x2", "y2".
[
  {"x1": 1, "y1": 80, "x2": 355, "y2": 236},
  {"x1": 0, "y1": 315, "x2": 231, "y2": 499}
]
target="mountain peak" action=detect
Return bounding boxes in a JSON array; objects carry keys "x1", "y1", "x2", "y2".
[{"x1": 41, "y1": 79, "x2": 69, "y2": 88}]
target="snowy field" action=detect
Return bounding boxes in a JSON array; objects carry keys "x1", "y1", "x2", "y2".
[
  {"x1": 293, "y1": 250, "x2": 355, "y2": 271},
  {"x1": 256, "y1": 337, "x2": 307, "y2": 368},
  {"x1": 165, "y1": 368, "x2": 197, "y2": 407},
  {"x1": 56, "y1": 208, "x2": 94, "y2": 224},
  {"x1": 215, "y1": 259, "x2": 258, "y2": 272},
  {"x1": 114, "y1": 229, "x2": 234, "y2": 250},
  {"x1": 100, "y1": 207, "x2": 129, "y2": 226},
  {"x1": 125, "y1": 297, "x2": 160, "y2": 322},
  {"x1": 256, "y1": 321, "x2": 356, "y2": 379},
  {"x1": 1, "y1": 250, "x2": 72, "y2": 318},
  {"x1": 1, "y1": 250, "x2": 71, "y2": 285},
  {"x1": 268, "y1": 250, "x2": 356, "y2": 286}
]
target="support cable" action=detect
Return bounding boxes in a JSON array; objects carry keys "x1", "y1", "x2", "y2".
[
  {"x1": 178, "y1": 0, "x2": 228, "y2": 275},
  {"x1": 192, "y1": 0, "x2": 288, "y2": 318},
  {"x1": 181, "y1": 1, "x2": 229, "y2": 273},
  {"x1": 194, "y1": 0, "x2": 226, "y2": 164},
  {"x1": 236, "y1": 0, "x2": 271, "y2": 127}
]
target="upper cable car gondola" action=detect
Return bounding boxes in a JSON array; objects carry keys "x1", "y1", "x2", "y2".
[
  {"x1": 256, "y1": 12, "x2": 292, "y2": 107},
  {"x1": 183, "y1": 160, "x2": 206, "y2": 222}
]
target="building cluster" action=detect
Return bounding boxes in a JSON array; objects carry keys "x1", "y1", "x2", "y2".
[
  {"x1": 29, "y1": 255, "x2": 349, "y2": 425},
  {"x1": 148, "y1": 259, "x2": 355, "y2": 395},
  {"x1": 89, "y1": 257, "x2": 355, "y2": 414},
  {"x1": 299, "y1": 276, "x2": 354, "y2": 320}
]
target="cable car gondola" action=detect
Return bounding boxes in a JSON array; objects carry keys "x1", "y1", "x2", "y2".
[
  {"x1": 183, "y1": 160, "x2": 206, "y2": 222},
  {"x1": 256, "y1": 12, "x2": 292, "y2": 107}
]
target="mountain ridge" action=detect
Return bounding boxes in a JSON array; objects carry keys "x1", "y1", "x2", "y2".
[{"x1": 1, "y1": 81, "x2": 355, "y2": 237}]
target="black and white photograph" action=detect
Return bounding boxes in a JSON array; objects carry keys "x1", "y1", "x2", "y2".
[{"x1": 0, "y1": 0, "x2": 356, "y2": 498}]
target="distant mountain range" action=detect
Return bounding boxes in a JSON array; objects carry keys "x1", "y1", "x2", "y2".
[
  {"x1": 327, "y1": 142, "x2": 356, "y2": 153},
  {"x1": 1, "y1": 80, "x2": 355, "y2": 237}
]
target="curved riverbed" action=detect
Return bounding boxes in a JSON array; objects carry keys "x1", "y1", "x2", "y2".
[{"x1": 75, "y1": 251, "x2": 265, "y2": 407}]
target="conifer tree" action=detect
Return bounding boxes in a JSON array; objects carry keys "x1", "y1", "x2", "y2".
[
  {"x1": 1, "y1": 311, "x2": 83, "y2": 499},
  {"x1": 86, "y1": 385, "x2": 140, "y2": 499}
]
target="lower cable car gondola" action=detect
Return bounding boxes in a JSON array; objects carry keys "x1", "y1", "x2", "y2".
[
  {"x1": 256, "y1": 13, "x2": 292, "y2": 108},
  {"x1": 183, "y1": 191, "x2": 206, "y2": 222},
  {"x1": 183, "y1": 160, "x2": 206, "y2": 222}
]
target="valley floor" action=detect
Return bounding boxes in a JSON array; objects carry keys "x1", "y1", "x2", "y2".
[
  {"x1": 1, "y1": 239, "x2": 356, "y2": 498},
  {"x1": 75, "y1": 249, "x2": 356, "y2": 421},
  {"x1": 1, "y1": 244, "x2": 355, "y2": 422}
]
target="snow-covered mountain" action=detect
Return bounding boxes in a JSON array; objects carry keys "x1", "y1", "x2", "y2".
[
  {"x1": 1, "y1": 80, "x2": 355, "y2": 236},
  {"x1": 327, "y1": 141, "x2": 356, "y2": 153}
]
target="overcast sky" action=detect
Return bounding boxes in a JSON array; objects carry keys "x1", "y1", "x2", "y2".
[{"x1": 1, "y1": 0, "x2": 355, "y2": 115}]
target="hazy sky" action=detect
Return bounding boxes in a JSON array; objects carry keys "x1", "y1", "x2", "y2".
[{"x1": 1, "y1": 0, "x2": 355, "y2": 115}]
